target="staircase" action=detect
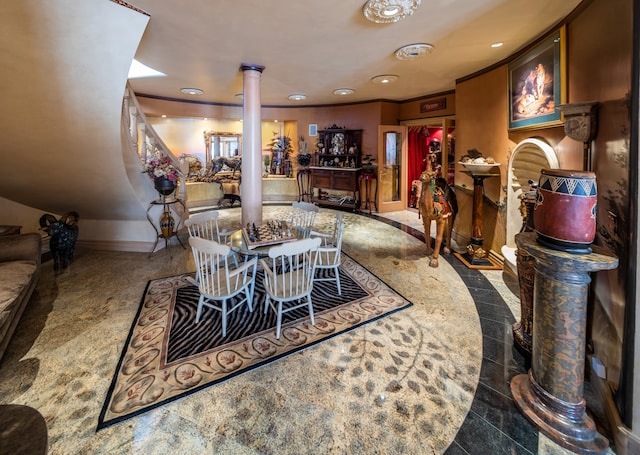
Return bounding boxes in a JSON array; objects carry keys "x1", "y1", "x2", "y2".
[{"x1": 0, "y1": 0, "x2": 185, "y2": 252}]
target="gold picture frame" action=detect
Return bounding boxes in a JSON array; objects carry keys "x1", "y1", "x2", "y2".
[{"x1": 508, "y1": 26, "x2": 567, "y2": 131}]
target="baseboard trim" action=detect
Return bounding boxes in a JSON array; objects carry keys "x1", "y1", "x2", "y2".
[{"x1": 75, "y1": 239, "x2": 156, "y2": 253}]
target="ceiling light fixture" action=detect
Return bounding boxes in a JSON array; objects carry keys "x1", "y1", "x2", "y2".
[
  {"x1": 363, "y1": 0, "x2": 421, "y2": 24},
  {"x1": 333, "y1": 88, "x2": 355, "y2": 96},
  {"x1": 491, "y1": 42, "x2": 504, "y2": 48},
  {"x1": 288, "y1": 94, "x2": 307, "y2": 101},
  {"x1": 180, "y1": 87, "x2": 204, "y2": 95},
  {"x1": 394, "y1": 43, "x2": 433, "y2": 60},
  {"x1": 371, "y1": 74, "x2": 399, "y2": 84}
]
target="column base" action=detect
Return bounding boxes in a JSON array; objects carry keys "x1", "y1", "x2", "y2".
[
  {"x1": 454, "y1": 252, "x2": 501, "y2": 270},
  {"x1": 511, "y1": 372, "x2": 609, "y2": 454}
]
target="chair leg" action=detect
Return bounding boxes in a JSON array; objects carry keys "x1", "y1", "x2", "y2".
[
  {"x1": 245, "y1": 286, "x2": 253, "y2": 312},
  {"x1": 221, "y1": 299, "x2": 227, "y2": 337},
  {"x1": 334, "y1": 265, "x2": 341, "y2": 295},
  {"x1": 276, "y1": 301, "x2": 283, "y2": 339},
  {"x1": 307, "y1": 295, "x2": 315, "y2": 326},
  {"x1": 196, "y1": 295, "x2": 205, "y2": 322},
  {"x1": 264, "y1": 295, "x2": 270, "y2": 314}
]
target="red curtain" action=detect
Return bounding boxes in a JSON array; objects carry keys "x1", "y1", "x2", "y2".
[{"x1": 408, "y1": 127, "x2": 430, "y2": 198}]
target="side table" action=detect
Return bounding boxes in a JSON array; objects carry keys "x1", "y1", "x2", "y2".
[
  {"x1": 296, "y1": 168, "x2": 312, "y2": 202},
  {"x1": 510, "y1": 232, "x2": 618, "y2": 454},
  {"x1": 146, "y1": 197, "x2": 187, "y2": 254},
  {"x1": 358, "y1": 173, "x2": 377, "y2": 214}
]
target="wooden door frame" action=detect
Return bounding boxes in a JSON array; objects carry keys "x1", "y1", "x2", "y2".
[{"x1": 376, "y1": 125, "x2": 408, "y2": 213}]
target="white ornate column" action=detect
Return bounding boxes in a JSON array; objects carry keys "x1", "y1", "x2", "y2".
[{"x1": 240, "y1": 63, "x2": 265, "y2": 227}]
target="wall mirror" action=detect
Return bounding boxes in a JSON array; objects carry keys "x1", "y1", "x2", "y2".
[{"x1": 203, "y1": 131, "x2": 242, "y2": 167}]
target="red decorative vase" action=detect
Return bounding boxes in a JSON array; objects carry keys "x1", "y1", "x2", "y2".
[{"x1": 533, "y1": 169, "x2": 597, "y2": 254}]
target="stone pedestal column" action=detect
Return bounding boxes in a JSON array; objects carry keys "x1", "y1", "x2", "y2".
[
  {"x1": 240, "y1": 64, "x2": 265, "y2": 227},
  {"x1": 511, "y1": 232, "x2": 618, "y2": 454}
]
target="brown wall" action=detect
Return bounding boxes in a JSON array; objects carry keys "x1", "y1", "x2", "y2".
[{"x1": 454, "y1": 0, "x2": 633, "y2": 399}]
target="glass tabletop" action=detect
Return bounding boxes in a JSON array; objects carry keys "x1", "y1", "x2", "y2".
[{"x1": 229, "y1": 225, "x2": 307, "y2": 258}]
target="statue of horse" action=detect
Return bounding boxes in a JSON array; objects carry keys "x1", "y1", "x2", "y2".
[{"x1": 418, "y1": 169, "x2": 455, "y2": 267}]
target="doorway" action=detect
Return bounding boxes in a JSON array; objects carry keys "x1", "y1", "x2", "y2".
[
  {"x1": 403, "y1": 118, "x2": 456, "y2": 208},
  {"x1": 376, "y1": 125, "x2": 408, "y2": 213}
]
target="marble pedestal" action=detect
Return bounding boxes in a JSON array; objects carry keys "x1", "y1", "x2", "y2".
[{"x1": 510, "y1": 232, "x2": 618, "y2": 454}]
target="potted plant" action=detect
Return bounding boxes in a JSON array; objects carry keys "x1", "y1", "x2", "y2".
[
  {"x1": 143, "y1": 153, "x2": 180, "y2": 195},
  {"x1": 266, "y1": 133, "x2": 294, "y2": 175}
]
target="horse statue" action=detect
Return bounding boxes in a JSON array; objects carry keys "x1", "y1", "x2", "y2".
[{"x1": 418, "y1": 169, "x2": 456, "y2": 267}]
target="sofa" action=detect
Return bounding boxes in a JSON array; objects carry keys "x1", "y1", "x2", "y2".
[{"x1": 0, "y1": 233, "x2": 41, "y2": 361}]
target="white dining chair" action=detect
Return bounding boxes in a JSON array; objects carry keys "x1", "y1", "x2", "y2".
[
  {"x1": 289, "y1": 201, "x2": 319, "y2": 238},
  {"x1": 185, "y1": 210, "x2": 237, "y2": 276},
  {"x1": 189, "y1": 236, "x2": 257, "y2": 337},
  {"x1": 260, "y1": 237, "x2": 321, "y2": 339},
  {"x1": 310, "y1": 212, "x2": 345, "y2": 295}
]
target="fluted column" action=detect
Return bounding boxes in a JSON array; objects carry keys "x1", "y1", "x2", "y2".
[{"x1": 240, "y1": 64, "x2": 265, "y2": 227}]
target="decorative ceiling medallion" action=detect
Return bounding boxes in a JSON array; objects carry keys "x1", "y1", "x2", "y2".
[
  {"x1": 394, "y1": 43, "x2": 433, "y2": 60},
  {"x1": 333, "y1": 88, "x2": 355, "y2": 96},
  {"x1": 371, "y1": 74, "x2": 399, "y2": 84},
  {"x1": 363, "y1": 0, "x2": 421, "y2": 24},
  {"x1": 288, "y1": 94, "x2": 307, "y2": 101},
  {"x1": 180, "y1": 87, "x2": 204, "y2": 95}
]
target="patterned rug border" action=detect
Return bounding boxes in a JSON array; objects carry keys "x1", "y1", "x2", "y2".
[{"x1": 97, "y1": 253, "x2": 413, "y2": 431}]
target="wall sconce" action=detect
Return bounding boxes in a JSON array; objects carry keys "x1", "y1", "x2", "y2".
[{"x1": 557, "y1": 102, "x2": 599, "y2": 171}]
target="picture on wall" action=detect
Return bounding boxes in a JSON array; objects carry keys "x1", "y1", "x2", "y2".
[{"x1": 508, "y1": 26, "x2": 566, "y2": 131}]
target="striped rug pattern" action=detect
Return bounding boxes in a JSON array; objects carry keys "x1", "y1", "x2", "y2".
[{"x1": 98, "y1": 254, "x2": 412, "y2": 430}]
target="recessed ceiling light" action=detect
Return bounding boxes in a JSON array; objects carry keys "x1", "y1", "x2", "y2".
[
  {"x1": 180, "y1": 87, "x2": 204, "y2": 95},
  {"x1": 491, "y1": 42, "x2": 504, "y2": 48},
  {"x1": 288, "y1": 94, "x2": 307, "y2": 101},
  {"x1": 333, "y1": 88, "x2": 355, "y2": 96},
  {"x1": 371, "y1": 74, "x2": 399, "y2": 84},
  {"x1": 363, "y1": 0, "x2": 421, "y2": 24},
  {"x1": 394, "y1": 43, "x2": 433, "y2": 60}
]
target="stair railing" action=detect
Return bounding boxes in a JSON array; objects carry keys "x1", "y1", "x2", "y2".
[{"x1": 122, "y1": 83, "x2": 186, "y2": 201}]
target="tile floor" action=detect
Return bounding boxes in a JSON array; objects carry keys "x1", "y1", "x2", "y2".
[{"x1": 0, "y1": 206, "x2": 614, "y2": 454}]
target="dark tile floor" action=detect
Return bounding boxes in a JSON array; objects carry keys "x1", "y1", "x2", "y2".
[{"x1": 370, "y1": 212, "x2": 615, "y2": 455}]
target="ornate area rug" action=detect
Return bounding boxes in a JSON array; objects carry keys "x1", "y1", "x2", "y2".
[{"x1": 97, "y1": 254, "x2": 412, "y2": 430}]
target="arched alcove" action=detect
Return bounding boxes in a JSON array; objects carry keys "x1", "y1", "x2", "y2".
[{"x1": 502, "y1": 138, "x2": 559, "y2": 274}]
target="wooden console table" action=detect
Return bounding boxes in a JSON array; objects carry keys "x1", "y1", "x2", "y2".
[
  {"x1": 309, "y1": 166, "x2": 360, "y2": 210},
  {"x1": 510, "y1": 232, "x2": 618, "y2": 454}
]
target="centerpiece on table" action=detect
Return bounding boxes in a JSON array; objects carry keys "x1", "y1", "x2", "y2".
[{"x1": 143, "y1": 153, "x2": 180, "y2": 196}]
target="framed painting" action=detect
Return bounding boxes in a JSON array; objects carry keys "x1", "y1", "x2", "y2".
[{"x1": 508, "y1": 26, "x2": 566, "y2": 131}]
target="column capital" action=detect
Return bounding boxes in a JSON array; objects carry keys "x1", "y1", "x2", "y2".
[{"x1": 240, "y1": 64, "x2": 265, "y2": 73}]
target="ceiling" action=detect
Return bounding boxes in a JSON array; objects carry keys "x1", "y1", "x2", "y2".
[{"x1": 126, "y1": 0, "x2": 582, "y2": 107}]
